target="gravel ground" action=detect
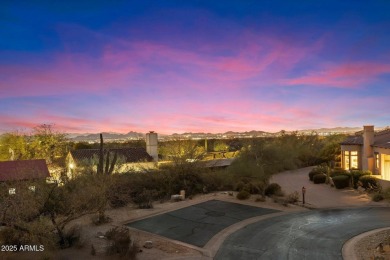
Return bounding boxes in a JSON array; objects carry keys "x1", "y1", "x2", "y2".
[{"x1": 355, "y1": 229, "x2": 390, "y2": 260}]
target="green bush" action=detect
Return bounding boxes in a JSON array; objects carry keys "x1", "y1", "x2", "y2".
[
  {"x1": 236, "y1": 190, "x2": 250, "y2": 200},
  {"x1": 313, "y1": 174, "x2": 326, "y2": 184},
  {"x1": 358, "y1": 175, "x2": 379, "y2": 190},
  {"x1": 332, "y1": 175, "x2": 350, "y2": 189},
  {"x1": 372, "y1": 193, "x2": 384, "y2": 202},
  {"x1": 308, "y1": 171, "x2": 317, "y2": 181},
  {"x1": 351, "y1": 170, "x2": 371, "y2": 189},
  {"x1": 330, "y1": 168, "x2": 349, "y2": 177},
  {"x1": 264, "y1": 183, "x2": 282, "y2": 197},
  {"x1": 308, "y1": 166, "x2": 327, "y2": 181}
]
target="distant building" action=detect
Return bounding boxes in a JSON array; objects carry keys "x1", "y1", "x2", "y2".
[
  {"x1": 340, "y1": 126, "x2": 390, "y2": 180},
  {"x1": 66, "y1": 132, "x2": 158, "y2": 178},
  {"x1": 0, "y1": 159, "x2": 50, "y2": 194}
]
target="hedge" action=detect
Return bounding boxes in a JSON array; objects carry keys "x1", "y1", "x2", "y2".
[
  {"x1": 313, "y1": 174, "x2": 326, "y2": 184},
  {"x1": 359, "y1": 175, "x2": 379, "y2": 190},
  {"x1": 330, "y1": 169, "x2": 349, "y2": 177},
  {"x1": 309, "y1": 166, "x2": 327, "y2": 181},
  {"x1": 332, "y1": 175, "x2": 350, "y2": 189},
  {"x1": 351, "y1": 170, "x2": 372, "y2": 189}
]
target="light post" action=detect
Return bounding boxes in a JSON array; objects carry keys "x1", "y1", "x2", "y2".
[{"x1": 302, "y1": 186, "x2": 306, "y2": 205}]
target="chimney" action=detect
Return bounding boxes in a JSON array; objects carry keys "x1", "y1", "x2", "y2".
[
  {"x1": 146, "y1": 131, "x2": 158, "y2": 162},
  {"x1": 362, "y1": 125, "x2": 374, "y2": 171}
]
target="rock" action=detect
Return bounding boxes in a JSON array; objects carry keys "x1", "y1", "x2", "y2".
[
  {"x1": 376, "y1": 242, "x2": 384, "y2": 253},
  {"x1": 144, "y1": 241, "x2": 153, "y2": 249},
  {"x1": 171, "y1": 194, "x2": 183, "y2": 201}
]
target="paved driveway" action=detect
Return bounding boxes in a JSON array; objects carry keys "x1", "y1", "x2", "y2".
[
  {"x1": 270, "y1": 167, "x2": 384, "y2": 208},
  {"x1": 215, "y1": 207, "x2": 390, "y2": 260}
]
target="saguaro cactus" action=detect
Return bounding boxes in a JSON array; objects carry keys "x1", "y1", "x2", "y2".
[{"x1": 97, "y1": 133, "x2": 118, "y2": 175}]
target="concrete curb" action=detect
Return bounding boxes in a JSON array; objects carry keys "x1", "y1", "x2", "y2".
[{"x1": 342, "y1": 227, "x2": 390, "y2": 260}]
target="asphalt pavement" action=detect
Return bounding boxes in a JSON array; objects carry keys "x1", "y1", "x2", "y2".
[{"x1": 215, "y1": 207, "x2": 390, "y2": 260}]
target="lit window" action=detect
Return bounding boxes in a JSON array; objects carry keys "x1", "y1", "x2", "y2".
[
  {"x1": 351, "y1": 151, "x2": 358, "y2": 169},
  {"x1": 344, "y1": 150, "x2": 359, "y2": 170},
  {"x1": 9, "y1": 188, "x2": 16, "y2": 195},
  {"x1": 29, "y1": 186, "x2": 36, "y2": 192},
  {"x1": 375, "y1": 153, "x2": 380, "y2": 169},
  {"x1": 344, "y1": 151, "x2": 350, "y2": 170}
]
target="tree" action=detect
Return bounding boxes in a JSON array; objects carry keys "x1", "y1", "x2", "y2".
[
  {"x1": 0, "y1": 175, "x2": 108, "y2": 248},
  {"x1": 159, "y1": 139, "x2": 206, "y2": 195},
  {"x1": 28, "y1": 124, "x2": 68, "y2": 164},
  {"x1": 213, "y1": 140, "x2": 229, "y2": 152},
  {"x1": 0, "y1": 132, "x2": 29, "y2": 161}
]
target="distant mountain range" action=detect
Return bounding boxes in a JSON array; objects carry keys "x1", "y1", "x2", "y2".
[
  {"x1": 68, "y1": 131, "x2": 145, "y2": 141},
  {"x1": 65, "y1": 126, "x2": 389, "y2": 142}
]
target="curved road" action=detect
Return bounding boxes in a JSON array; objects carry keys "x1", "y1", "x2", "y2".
[{"x1": 215, "y1": 207, "x2": 390, "y2": 259}]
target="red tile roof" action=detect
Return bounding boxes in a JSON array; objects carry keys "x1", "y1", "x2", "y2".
[{"x1": 0, "y1": 159, "x2": 50, "y2": 182}]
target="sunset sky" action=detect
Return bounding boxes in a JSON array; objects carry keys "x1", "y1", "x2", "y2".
[{"x1": 1, "y1": 1, "x2": 390, "y2": 134}]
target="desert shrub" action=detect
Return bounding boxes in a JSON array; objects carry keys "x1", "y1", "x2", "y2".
[
  {"x1": 332, "y1": 175, "x2": 350, "y2": 189},
  {"x1": 273, "y1": 197, "x2": 288, "y2": 207},
  {"x1": 359, "y1": 175, "x2": 379, "y2": 190},
  {"x1": 132, "y1": 189, "x2": 157, "y2": 209},
  {"x1": 255, "y1": 196, "x2": 266, "y2": 202},
  {"x1": 236, "y1": 190, "x2": 251, "y2": 200},
  {"x1": 63, "y1": 225, "x2": 83, "y2": 248},
  {"x1": 381, "y1": 188, "x2": 390, "y2": 200},
  {"x1": 286, "y1": 191, "x2": 299, "y2": 204},
  {"x1": 105, "y1": 227, "x2": 138, "y2": 258},
  {"x1": 235, "y1": 181, "x2": 245, "y2": 191},
  {"x1": 372, "y1": 193, "x2": 384, "y2": 202},
  {"x1": 91, "y1": 214, "x2": 112, "y2": 226},
  {"x1": 199, "y1": 170, "x2": 232, "y2": 192},
  {"x1": 265, "y1": 183, "x2": 282, "y2": 196},
  {"x1": 308, "y1": 166, "x2": 327, "y2": 181},
  {"x1": 91, "y1": 244, "x2": 96, "y2": 255},
  {"x1": 351, "y1": 170, "x2": 372, "y2": 189},
  {"x1": 313, "y1": 174, "x2": 326, "y2": 184}
]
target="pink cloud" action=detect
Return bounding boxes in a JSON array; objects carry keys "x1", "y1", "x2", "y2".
[{"x1": 284, "y1": 62, "x2": 390, "y2": 88}]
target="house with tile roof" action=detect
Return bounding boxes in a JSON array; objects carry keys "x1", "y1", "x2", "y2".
[
  {"x1": 340, "y1": 125, "x2": 390, "y2": 180},
  {"x1": 0, "y1": 159, "x2": 50, "y2": 194},
  {"x1": 66, "y1": 132, "x2": 158, "y2": 178}
]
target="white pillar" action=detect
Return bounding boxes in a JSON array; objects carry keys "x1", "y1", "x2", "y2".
[{"x1": 146, "y1": 131, "x2": 158, "y2": 162}]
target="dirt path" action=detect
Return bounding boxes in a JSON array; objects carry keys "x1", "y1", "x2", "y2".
[{"x1": 270, "y1": 166, "x2": 389, "y2": 208}]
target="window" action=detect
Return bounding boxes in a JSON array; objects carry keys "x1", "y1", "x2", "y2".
[
  {"x1": 344, "y1": 150, "x2": 359, "y2": 170},
  {"x1": 344, "y1": 151, "x2": 350, "y2": 170},
  {"x1": 351, "y1": 151, "x2": 358, "y2": 169},
  {"x1": 375, "y1": 152, "x2": 380, "y2": 169},
  {"x1": 9, "y1": 188, "x2": 16, "y2": 195}
]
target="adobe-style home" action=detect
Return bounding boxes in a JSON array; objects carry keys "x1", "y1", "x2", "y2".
[
  {"x1": 0, "y1": 159, "x2": 50, "y2": 194},
  {"x1": 66, "y1": 131, "x2": 158, "y2": 177},
  {"x1": 340, "y1": 125, "x2": 390, "y2": 180}
]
